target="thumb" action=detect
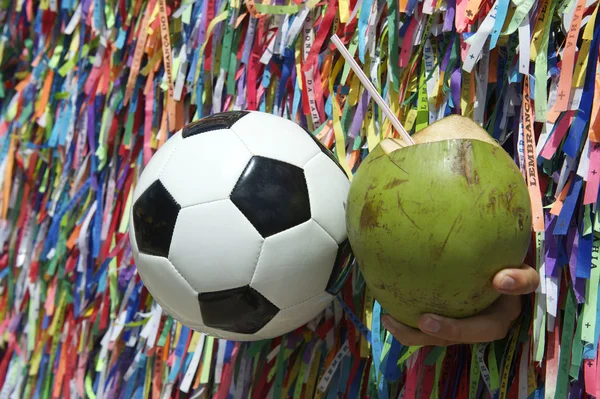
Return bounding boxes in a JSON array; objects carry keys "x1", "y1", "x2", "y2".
[{"x1": 493, "y1": 264, "x2": 539, "y2": 295}]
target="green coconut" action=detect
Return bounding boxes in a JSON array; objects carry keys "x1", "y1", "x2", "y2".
[{"x1": 346, "y1": 115, "x2": 532, "y2": 328}]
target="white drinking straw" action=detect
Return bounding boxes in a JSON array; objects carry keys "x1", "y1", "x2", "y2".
[{"x1": 330, "y1": 34, "x2": 415, "y2": 146}]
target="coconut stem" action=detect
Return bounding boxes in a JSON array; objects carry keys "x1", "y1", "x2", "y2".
[{"x1": 330, "y1": 34, "x2": 415, "y2": 146}]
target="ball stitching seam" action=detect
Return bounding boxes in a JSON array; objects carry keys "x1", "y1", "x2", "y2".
[{"x1": 248, "y1": 239, "x2": 266, "y2": 287}]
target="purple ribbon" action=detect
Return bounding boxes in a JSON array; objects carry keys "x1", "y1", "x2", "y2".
[{"x1": 348, "y1": 91, "x2": 369, "y2": 139}]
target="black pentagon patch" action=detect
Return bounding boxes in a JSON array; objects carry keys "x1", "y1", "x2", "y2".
[
  {"x1": 302, "y1": 127, "x2": 347, "y2": 176},
  {"x1": 132, "y1": 180, "x2": 180, "y2": 257},
  {"x1": 325, "y1": 239, "x2": 354, "y2": 295},
  {"x1": 182, "y1": 111, "x2": 249, "y2": 138},
  {"x1": 231, "y1": 156, "x2": 311, "y2": 237},
  {"x1": 198, "y1": 285, "x2": 279, "y2": 334}
]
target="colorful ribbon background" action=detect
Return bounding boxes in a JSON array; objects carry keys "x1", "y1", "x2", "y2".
[{"x1": 0, "y1": 0, "x2": 599, "y2": 397}]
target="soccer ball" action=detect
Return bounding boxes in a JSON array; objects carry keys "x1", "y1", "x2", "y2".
[{"x1": 129, "y1": 111, "x2": 353, "y2": 341}]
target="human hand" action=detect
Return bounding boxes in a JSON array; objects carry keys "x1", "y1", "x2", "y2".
[{"x1": 381, "y1": 264, "x2": 539, "y2": 346}]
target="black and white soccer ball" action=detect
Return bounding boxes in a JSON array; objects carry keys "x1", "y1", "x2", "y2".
[{"x1": 129, "y1": 111, "x2": 353, "y2": 341}]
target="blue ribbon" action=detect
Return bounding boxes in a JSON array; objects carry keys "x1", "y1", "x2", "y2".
[
  {"x1": 346, "y1": 359, "x2": 364, "y2": 399},
  {"x1": 168, "y1": 326, "x2": 190, "y2": 382},
  {"x1": 554, "y1": 175, "x2": 583, "y2": 236},
  {"x1": 563, "y1": 15, "x2": 600, "y2": 159},
  {"x1": 92, "y1": 170, "x2": 104, "y2": 259},
  {"x1": 195, "y1": 60, "x2": 205, "y2": 118},
  {"x1": 490, "y1": 0, "x2": 509, "y2": 49},
  {"x1": 382, "y1": 336, "x2": 403, "y2": 381},
  {"x1": 357, "y1": 0, "x2": 373, "y2": 63},
  {"x1": 41, "y1": 178, "x2": 92, "y2": 260},
  {"x1": 337, "y1": 355, "x2": 352, "y2": 394},
  {"x1": 576, "y1": 232, "x2": 593, "y2": 279},
  {"x1": 336, "y1": 296, "x2": 371, "y2": 343}
]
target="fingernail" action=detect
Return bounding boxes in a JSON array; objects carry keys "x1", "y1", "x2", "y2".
[
  {"x1": 421, "y1": 317, "x2": 440, "y2": 333},
  {"x1": 500, "y1": 276, "x2": 515, "y2": 290}
]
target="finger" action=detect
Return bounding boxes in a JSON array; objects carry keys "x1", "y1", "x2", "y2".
[
  {"x1": 493, "y1": 264, "x2": 540, "y2": 295},
  {"x1": 417, "y1": 295, "x2": 522, "y2": 343},
  {"x1": 381, "y1": 315, "x2": 454, "y2": 347}
]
